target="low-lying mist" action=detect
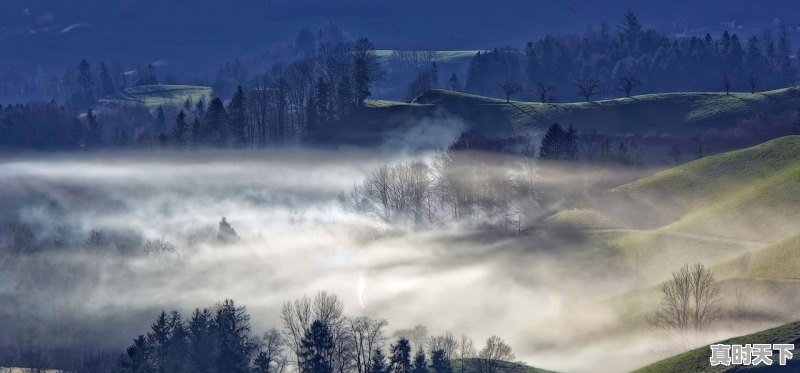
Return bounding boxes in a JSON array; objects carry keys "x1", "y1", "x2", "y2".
[{"x1": 0, "y1": 149, "x2": 793, "y2": 373}]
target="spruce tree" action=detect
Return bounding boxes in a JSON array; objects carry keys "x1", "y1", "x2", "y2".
[
  {"x1": 538, "y1": 123, "x2": 564, "y2": 160},
  {"x1": 299, "y1": 320, "x2": 335, "y2": 373},
  {"x1": 203, "y1": 98, "x2": 228, "y2": 147},
  {"x1": 170, "y1": 111, "x2": 189, "y2": 149},
  {"x1": 369, "y1": 348, "x2": 389, "y2": 373},
  {"x1": 154, "y1": 106, "x2": 167, "y2": 135},
  {"x1": 86, "y1": 109, "x2": 102, "y2": 148},
  {"x1": 430, "y1": 350, "x2": 452, "y2": 373},
  {"x1": 218, "y1": 217, "x2": 240, "y2": 243},
  {"x1": 214, "y1": 300, "x2": 252, "y2": 373},
  {"x1": 412, "y1": 349, "x2": 428, "y2": 373},
  {"x1": 390, "y1": 338, "x2": 412, "y2": 373},
  {"x1": 227, "y1": 87, "x2": 248, "y2": 147},
  {"x1": 99, "y1": 61, "x2": 116, "y2": 97}
]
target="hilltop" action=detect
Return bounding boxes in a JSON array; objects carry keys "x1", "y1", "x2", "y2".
[{"x1": 309, "y1": 88, "x2": 800, "y2": 152}]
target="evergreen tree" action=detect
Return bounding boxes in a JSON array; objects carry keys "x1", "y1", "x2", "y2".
[
  {"x1": 165, "y1": 311, "x2": 190, "y2": 373},
  {"x1": 218, "y1": 217, "x2": 240, "y2": 243},
  {"x1": 411, "y1": 348, "x2": 428, "y2": 373},
  {"x1": 353, "y1": 37, "x2": 381, "y2": 105},
  {"x1": 85, "y1": 109, "x2": 102, "y2": 148},
  {"x1": 369, "y1": 348, "x2": 390, "y2": 373},
  {"x1": 315, "y1": 77, "x2": 332, "y2": 123},
  {"x1": 447, "y1": 73, "x2": 462, "y2": 92},
  {"x1": 154, "y1": 106, "x2": 167, "y2": 135},
  {"x1": 299, "y1": 320, "x2": 335, "y2": 373},
  {"x1": 203, "y1": 98, "x2": 228, "y2": 147},
  {"x1": 170, "y1": 110, "x2": 189, "y2": 149},
  {"x1": 430, "y1": 350, "x2": 451, "y2": 373},
  {"x1": 539, "y1": 123, "x2": 577, "y2": 160},
  {"x1": 538, "y1": 123, "x2": 565, "y2": 160},
  {"x1": 187, "y1": 308, "x2": 216, "y2": 373},
  {"x1": 147, "y1": 311, "x2": 172, "y2": 373},
  {"x1": 69, "y1": 59, "x2": 96, "y2": 108},
  {"x1": 227, "y1": 87, "x2": 248, "y2": 147},
  {"x1": 119, "y1": 335, "x2": 154, "y2": 373},
  {"x1": 214, "y1": 299, "x2": 252, "y2": 373},
  {"x1": 195, "y1": 99, "x2": 206, "y2": 120},
  {"x1": 99, "y1": 61, "x2": 116, "y2": 97},
  {"x1": 191, "y1": 118, "x2": 201, "y2": 149},
  {"x1": 390, "y1": 338, "x2": 412, "y2": 373}
]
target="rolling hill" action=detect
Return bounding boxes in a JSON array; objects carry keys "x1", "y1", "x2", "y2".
[
  {"x1": 632, "y1": 320, "x2": 800, "y2": 373},
  {"x1": 603, "y1": 136, "x2": 800, "y2": 281},
  {"x1": 411, "y1": 88, "x2": 800, "y2": 136},
  {"x1": 310, "y1": 87, "x2": 800, "y2": 153}
]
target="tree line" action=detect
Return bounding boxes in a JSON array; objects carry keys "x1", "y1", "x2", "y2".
[
  {"x1": 0, "y1": 36, "x2": 382, "y2": 150},
  {"x1": 115, "y1": 292, "x2": 518, "y2": 373},
  {"x1": 463, "y1": 12, "x2": 798, "y2": 102}
]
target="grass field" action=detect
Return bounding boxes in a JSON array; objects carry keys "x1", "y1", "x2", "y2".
[
  {"x1": 632, "y1": 320, "x2": 800, "y2": 373},
  {"x1": 99, "y1": 84, "x2": 212, "y2": 109}
]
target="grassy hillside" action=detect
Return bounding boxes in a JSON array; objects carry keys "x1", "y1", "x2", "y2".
[
  {"x1": 99, "y1": 85, "x2": 212, "y2": 109},
  {"x1": 632, "y1": 320, "x2": 800, "y2": 373},
  {"x1": 599, "y1": 136, "x2": 800, "y2": 280},
  {"x1": 715, "y1": 233, "x2": 800, "y2": 280},
  {"x1": 451, "y1": 358, "x2": 559, "y2": 373},
  {"x1": 312, "y1": 87, "x2": 800, "y2": 147},
  {"x1": 412, "y1": 88, "x2": 800, "y2": 136}
]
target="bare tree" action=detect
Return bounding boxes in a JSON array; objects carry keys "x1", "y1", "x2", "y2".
[
  {"x1": 667, "y1": 145, "x2": 682, "y2": 166},
  {"x1": 647, "y1": 263, "x2": 720, "y2": 334},
  {"x1": 574, "y1": 77, "x2": 602, "y2": 101},
  {"x1": 533, "y1": 81, "x2": 556, "y2": 103},
  {"x1": 747, "y1": 71, "x2": 759, "y2": 94},
  {"x1": 456, "y1": 335, "x2": 477, "y2": 373},
  {"x1": 614, "y1": 73, "x2": 642, "y2": 97},
  {"x1": 477, "y1": 336, "x2": 514, "y2": 373},
  {"x1": 497, "y1": 82, "x2": 523, "y2": 103},
  {"x1": 347, "y1": 316, "x2": 388, "y2": 373},
  {"x1": 722, "y1": 73, "x2": 733, "y2": 95},
  {"x1": 427, "y1": 331, "x2": 458, "y2": 360},
  {"x1": 142, "y1": 237, "x2": 178, "y2": 258}
]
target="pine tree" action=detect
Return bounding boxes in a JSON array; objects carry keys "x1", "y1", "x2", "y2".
[
  {"x1": 299, "y1": 320, "x2": 335, "y2": 373},
  {"x1": 538, "y1": 123, "x2": 564, "y2": 160},
  {"x1": 191, "y1": 118, "x2": 201, "y2": 149},
  {"x1": 70, "y1": 59, "x2": 96, "y2": 108},
  {"x1": 218, "y1": 217, "x2": 240, "y2": 243},
  {"x1": 154, "y1": 106, "x2": 167, "y2": 135},
  {"x1": 390, "y1": 338, "x2": 412, "y2": 373},
  {"x1": 119, "y1": 335, "x2": 154, "y2": 373},
  {"x1": 86, "y1": 109, "x2": 102, "y2": 148},
  {"x1": 187, "y1": 308, "x2": 216, "y2": 373},
  {"x1": 99, "y1": 61, "x2": 116, "y2": 97},
  {"x1": 227, "y1": 87, "x2": 248, "y2": 147},
  {"x1": 170, "y1": 110, "x2": 189, "y2": 149},
  {"x1": 214, "y1": 300, "x2": 252, "y2": 373},
  {"x1": 203, "y1": 98, "x2": 228, "y2": 147},
  {"x1": 165, "y1": 311, "x2": 190, "y2": 373},
  {"x1": 430, "y1": 350, "x2": 451, "y2": 373},
  {"x1": 315, "y1": 77, "x2": 331, "y2": 123},
  {"x1": 411, "y1": 349, "x2": 428, "y2": 373},
  {"x1": 148, "y1": 311, "x2": 171, "y2": 373},
  {"x1": 447, "y1": 73, "x2": 462, "y2": 91},
  {"x1": 369, "y1": 348, "x2": 389, "y2": 373}
]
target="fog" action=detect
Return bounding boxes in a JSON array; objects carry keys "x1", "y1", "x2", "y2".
[{"x1": 0, "y1": 149, "x2": 795, "y2": 373}]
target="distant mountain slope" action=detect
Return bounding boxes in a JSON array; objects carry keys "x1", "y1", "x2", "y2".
[{"x1": 632, "y1": 320, "x2": 800, "y2": 373}]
